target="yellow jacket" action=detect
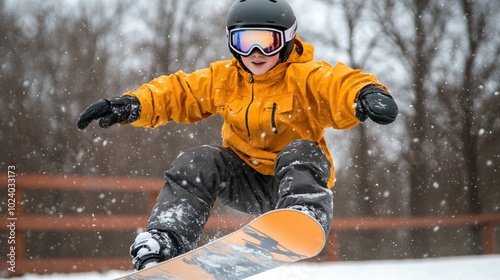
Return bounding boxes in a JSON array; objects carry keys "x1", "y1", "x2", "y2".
[{"x1": 124, "y1": 36, "x2": 389, "y2": 187}]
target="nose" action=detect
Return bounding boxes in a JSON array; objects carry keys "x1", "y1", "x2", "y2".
[{"x1": 250, "y1": 48, "x2": 265, "y2": 56}]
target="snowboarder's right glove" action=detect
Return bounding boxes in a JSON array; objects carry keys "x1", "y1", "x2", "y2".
[
  {"x1": 355, "y1": 85, "x2": 398, "y2": 125},
  {"x1": 130, "y1": 229, "x2": 177, "y2": 271},
  {"x1": 77, "y1": 96, "x2": 141, "y2": 130}
]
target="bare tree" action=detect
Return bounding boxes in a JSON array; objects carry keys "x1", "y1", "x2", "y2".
[
  {"x1": 456, "y1": 0, "x2": 500, "y2": 215},
  {"x1": 0, "y1": 1, "x2": 27, "y2": 170},
  {"x1": 1, "y1": 1, "x2": 132, "y2": 175},
  {"x1": 374, "y1": 0, "x2": 500, "y2": 257},
  {"x1": 436, "y1": 0, "x2": 500, "y2": 253}
]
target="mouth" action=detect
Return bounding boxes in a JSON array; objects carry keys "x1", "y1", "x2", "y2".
[{"x1": 252, "y1": 61, "x2": 266, "y2": 66}]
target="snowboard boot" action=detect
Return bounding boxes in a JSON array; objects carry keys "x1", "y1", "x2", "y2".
[
  {"x1": 288, "y1": 205, "x2": 330, "y2": 230},
  {"x1": 289, "y1": 205, "x2": 332, "y2": 236},
  {"x1": 289, "y1": 205, "x2": 319, "y2": 220},
  {"x1": 130, "y1": 229, "x2": 178, "y2": 270}
]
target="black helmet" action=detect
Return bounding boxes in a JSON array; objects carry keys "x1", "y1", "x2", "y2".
[{"x1": 226, "y1": 0, "x2": 297, "y2": 63}]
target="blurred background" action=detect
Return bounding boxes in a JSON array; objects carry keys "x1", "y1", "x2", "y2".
[{"x1": 0, "y1": 0, "x2": 499, "y2": 277}]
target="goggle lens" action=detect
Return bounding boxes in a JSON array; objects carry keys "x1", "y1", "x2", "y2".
[{"x1": 230, "y1": 29, "x2": 284, "y2": 56}]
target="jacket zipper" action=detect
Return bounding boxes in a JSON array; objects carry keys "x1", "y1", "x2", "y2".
[
  {"x1": 245, "y1": 76, "x2": 254, "y2": 140},
  {"x1": 271, "y1": 103, "x2": 278, "y2": 134}
]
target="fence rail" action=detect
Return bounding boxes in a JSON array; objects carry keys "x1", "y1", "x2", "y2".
[{"x1": 1, "y1": 174, "x2": 499, "y2": 276}]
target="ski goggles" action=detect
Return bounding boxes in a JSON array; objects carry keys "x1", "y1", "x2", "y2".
[{"x1": 227, "y1": 21, "x2": 297, "y2": 57}]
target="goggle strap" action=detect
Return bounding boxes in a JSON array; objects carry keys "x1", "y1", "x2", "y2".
[{"x1": 284, "y1": 20, "x2": 297, "y2": 42}]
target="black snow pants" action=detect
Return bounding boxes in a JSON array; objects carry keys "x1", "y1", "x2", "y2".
[{"x1": 146, "y1": 139, "x2": 334, "y2": 255}]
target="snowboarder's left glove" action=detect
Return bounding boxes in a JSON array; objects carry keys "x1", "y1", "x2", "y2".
[
  {"x1": 77, "y1": 96, "x2": 141, "y2": 130},
  {"x1": 355, "y1": 85, "x2": 398, "y2": 125}
]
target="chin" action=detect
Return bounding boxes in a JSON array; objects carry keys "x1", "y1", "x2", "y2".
[{"x1": 250, "y1": 68, "x2": 269, "y2": 76}]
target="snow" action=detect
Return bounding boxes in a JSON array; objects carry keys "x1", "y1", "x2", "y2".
[{"x1": 11, "y1": 255, "x2": 500, "y2": 280}]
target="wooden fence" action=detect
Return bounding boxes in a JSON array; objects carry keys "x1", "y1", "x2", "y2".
[{"x1": 1, "y1": 174, "x2": 499, "y2": 277}]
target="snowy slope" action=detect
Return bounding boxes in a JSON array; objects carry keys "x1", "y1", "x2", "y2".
[{"x1": 12, "y1": 255, "x2": 500, "y2": 280}]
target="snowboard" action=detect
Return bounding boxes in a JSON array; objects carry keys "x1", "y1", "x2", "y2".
[{"x1": 117, "y1": 209, "x2": 326, "y2": 280}]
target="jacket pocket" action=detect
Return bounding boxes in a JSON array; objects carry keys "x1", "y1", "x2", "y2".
[
  {"x1": 225, "y1": 97, "x2": 250, "y2": 136},
  {"x1": 262, "y1": 94, "x2": 294, "y2": 135}
]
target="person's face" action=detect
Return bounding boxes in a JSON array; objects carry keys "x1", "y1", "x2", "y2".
[{"x1": 241, "y1": 50, "x2": 279, "y2": 76}]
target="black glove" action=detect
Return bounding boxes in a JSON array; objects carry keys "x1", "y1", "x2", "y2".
[
  {"x1": 355, "y1": 85, "x2": 398, "y2": 125},
  {"x1": 77, "y1": 96, "x2": 141, "y2": 130}
]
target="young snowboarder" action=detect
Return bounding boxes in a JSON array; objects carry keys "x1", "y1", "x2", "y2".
[{"x1": 77, "y1": 0, "x2": 398, "y2": 270}]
